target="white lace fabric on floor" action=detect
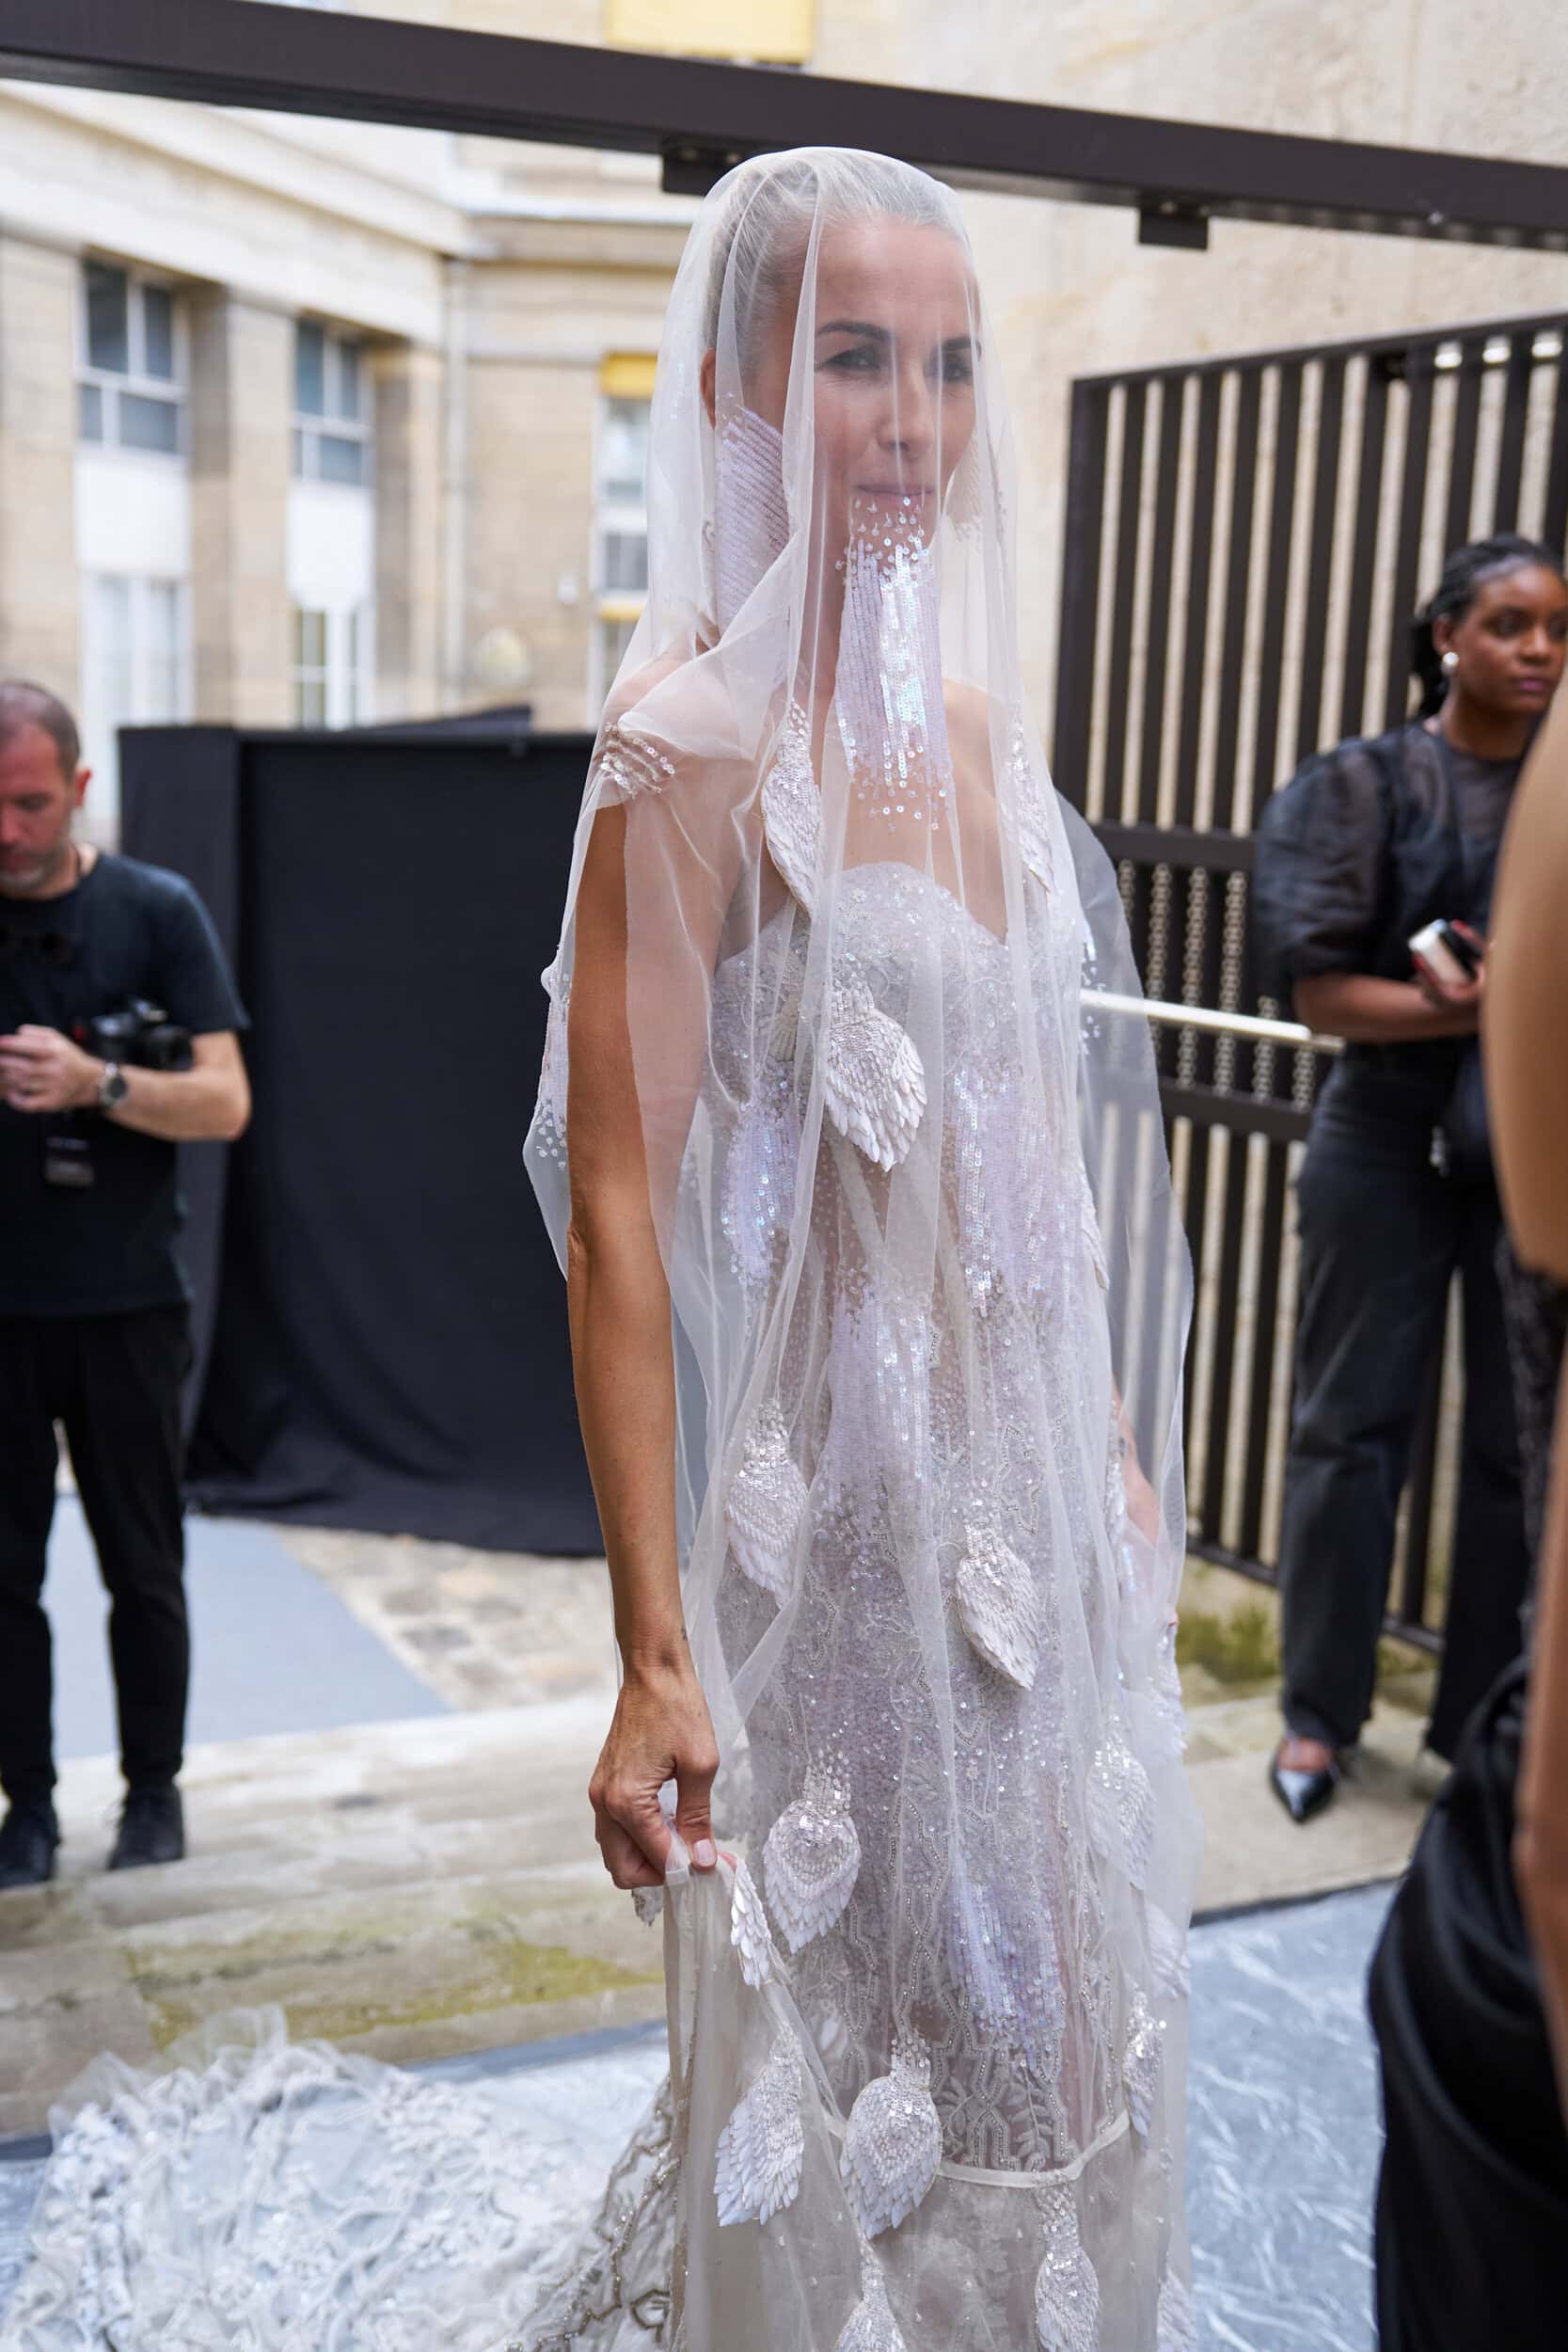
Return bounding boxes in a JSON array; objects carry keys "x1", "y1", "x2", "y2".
[{"x1": 524, "y1": 150, "x2": 1199, "y2": 2349}]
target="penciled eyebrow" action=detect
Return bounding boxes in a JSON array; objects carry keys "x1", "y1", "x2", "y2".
[{"x1": 816, "y1": 319, "x2": 979, "y2": 353}]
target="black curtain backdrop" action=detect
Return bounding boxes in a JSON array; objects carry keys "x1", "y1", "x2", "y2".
[{"x1": 121, "y1": 723, "x2": 599, "y2": 1552}]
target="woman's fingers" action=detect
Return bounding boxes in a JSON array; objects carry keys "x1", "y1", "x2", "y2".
[
  {"x1": 596, "y1": 1819, "x2": 665, "y2": 1890},
  {"x1": 673, "y1": 1742, "x2": 721, "y2": 1870}
]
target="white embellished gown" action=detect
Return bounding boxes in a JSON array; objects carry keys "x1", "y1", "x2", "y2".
[{"x1": 521, "y1": 838, "x2": 1198, "y2": 2352}]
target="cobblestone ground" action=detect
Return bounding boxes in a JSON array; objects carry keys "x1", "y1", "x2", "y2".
[{"x1": 276, "y1": 1527, "x2": 618, "y2": 1712}]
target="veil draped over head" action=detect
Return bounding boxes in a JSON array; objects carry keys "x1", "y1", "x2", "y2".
[{"x1": 525, "y1": 151, "x2": 1196, "y2": 2352}]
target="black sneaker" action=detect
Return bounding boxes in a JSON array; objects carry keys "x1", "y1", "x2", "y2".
[
  {"x1": 0, "y1": 1800, "x2": 60, "y2": 1890},
  {"x1": 108, "y1": 1784, "x2": 185, "y2": 1871}
]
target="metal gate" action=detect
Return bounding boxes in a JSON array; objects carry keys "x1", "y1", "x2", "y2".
[{"x1": 1056, "y1": 310, "x2": 1568, "y2": 1647}]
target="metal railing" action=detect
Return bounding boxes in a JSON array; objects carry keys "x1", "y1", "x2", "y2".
[{"x1": 1086, "y1": 981, "x2": 1446, "y2": 1656}]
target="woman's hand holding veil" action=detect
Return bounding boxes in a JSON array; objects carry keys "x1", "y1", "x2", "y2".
[{"x1": 590, "y1": 1658, "x2": 721, "y2": 1887}]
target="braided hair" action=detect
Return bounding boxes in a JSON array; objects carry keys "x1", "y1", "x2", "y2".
[{"x1": 1411, "y1": 532, "x2": 1564, "y2": 717}]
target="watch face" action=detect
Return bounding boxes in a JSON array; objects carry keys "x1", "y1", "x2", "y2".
[{"x1": 102, "y1": 1068, "x2": 129, "y2": 1105}]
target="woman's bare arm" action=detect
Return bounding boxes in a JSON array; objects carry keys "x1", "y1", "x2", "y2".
[
  {"x1": 567, "y1": 802, "x2": 721, "y2": 1888},
  {"x1": 1485, "y1": 691, "x2": 1568, "y2": 2111}
]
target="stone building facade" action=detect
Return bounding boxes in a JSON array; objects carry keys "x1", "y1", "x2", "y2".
[{"x1": 0, "y1": 0, "x2": 1563, "y2": 841}]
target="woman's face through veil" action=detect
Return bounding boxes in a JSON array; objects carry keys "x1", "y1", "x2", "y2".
[{"x1": 703, "y1": 214, "x2": 979, "y2": 578}]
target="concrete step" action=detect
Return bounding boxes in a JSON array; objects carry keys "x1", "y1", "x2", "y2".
[{"x1": 0, "y1": 1688, "x2": 1433, "y2": 2137}]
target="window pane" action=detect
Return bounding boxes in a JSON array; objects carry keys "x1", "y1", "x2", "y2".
[
  {"x1": 87, "y1": 576, "x2": 135, "y2": 723},
  {"x1": 78, "y1": 383, "x2": 104, "y2": 443},
  {"x1": 602, "y1": 531, "x2": 649, "y2": 595},
  {"x1": 600, "y1": 398, "x2": 650, "y2": 504},
  {"x1": 144, "y1": 581, "x2": 182, "y2": 717},
  {"x1": 118, "y1": 392, "x2": 182, "y2": 455},
  {"x1": 601, "y1": 614, "x2": 639, "y2": 681},
  {"x1": 85, "y1": 262, "x2": 130, "y2": 374},
  {"x1": 317, "y1": 432, "x2": 367, "y2": 486},
  {"x1": 334, "y1": 340, "x2": 362, "y2": 421},
  {"x1": 296, "y1": 678, "x2": 328, "y2": 726},
  {"x1": 141, "y1": 285, "x2": 176, "y2": 380},
  {"x1": 295, "y1": 321, "x2": 327, "y2": 416},
  {"x1": 294, "y1": 609, "x2": 328, "y2": 668}
]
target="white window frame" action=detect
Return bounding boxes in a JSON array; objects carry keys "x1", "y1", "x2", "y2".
[
  {"x1": 292, "y1": 601, "x2": 375, "y2": 729},
  {"x1": 77, "y1": 261, "x2": 187, "y2": 461},
  {"x1": 589, "y1": 386, "x2": 652, "y2": 717},
  {"x1": 293, "y1": 321, "x2": 373, "y2": 487}
]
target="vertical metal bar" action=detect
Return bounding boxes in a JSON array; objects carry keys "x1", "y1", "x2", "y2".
[
  {"x1": 1174, "y1": 372, "x2": 1222, "y2": 829},
  {"x1": 1293, "y1": 357, "x2": 1345, "y2": 762},
  {"x1": 1339, "y1": 353, "x2": 1388, "y2": 739},
  {"x1": 1244, "y1": 362, "x2": 1303, "y2": 832},
  {"x1": 1180, "y1": 1117, "x2": 1212, "y2": 1469},
  {"x1": 1101, "y1": 383, "x2": 1147, "y2": 824},
  {"x1": 1543, "y1": 337, "x2": 1568, "y2": 557},
  {"x1": 1200, "y1": 1127, "x2": 1251, "y2": 1544},
  {"x1": 1384, "y1": 344, "x2": 1435, "y2": 728},
  {"x1": 1491, "y1": 330, "x2": 1533, "y2": 532},
  {"x1": 1053, "y1": 379, "x2": 1110, "y2": 810},
  {"x1": 1239, "y1": 1139, "x2": 1291, "y2": 1559},
  {"x1": 1443, "y1": 335, "x2": 1485, "y2": 558},
  {"x1": 1213, "y1": 370, "x2": 1261, "y2": 830},
  {"x1": 1136, "y1": 378, "x2": 1184, "y2": 823}
]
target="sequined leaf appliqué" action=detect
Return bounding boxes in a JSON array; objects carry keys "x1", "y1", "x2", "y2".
[
  {"x1": 835, "y1": 2260, "x2": 910, "y2": 2352},
  {"x1": 1158, "y1": 2265, "x2": 1198, "y2": 2352},
  {"x1": 725, "y1": 1401, "x2": 808, "y2": 1601},
  {"x1": 1086, "y1": 1724, "x2": 1157, "y2": 1891},
  {"x1": 764, "y1": 1765, "x2": 862, "y2": 1952},
  {"x1": 841, "y1": 2041, "x2": 941, "y2": 2238},
  {"x1": 823, "y1": 983, "x2": 927, "y2": 1170},
  {"x1": 1122, "y1": 1989, "x2": 1162, "y2": 2143},
  {"x1": 1148, "y1": 1900, "x2": 1190, "y2": 2001},
  {"x1": 729, "y1": 1859, "x2": 778, "y2": 1990},
  {"x1": 955, "y1": 1523, "x2": 1039, "y2": 1689},
  {"x1": 760, "y1": 702, "x2": 819, "y2": 911},
  {"x1": 1033, "y1": 2181, "x2": 1101, "y2": 2352},
  {"x1": 714, "y1": 2035, "x2": 805, "y2": 2228}
]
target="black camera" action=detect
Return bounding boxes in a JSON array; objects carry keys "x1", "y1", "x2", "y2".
[{"x1": 71, "y1": 999, "x2": 194, "y2": 1072}]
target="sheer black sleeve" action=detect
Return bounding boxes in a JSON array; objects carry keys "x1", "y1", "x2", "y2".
[{"x1": 1250, "y1": 740, "x2": 1393, "y2": 1010}]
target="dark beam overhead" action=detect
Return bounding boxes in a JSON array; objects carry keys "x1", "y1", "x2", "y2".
[{"x1": 3, "y1": 0, "x2": 1568, "y2": 251}]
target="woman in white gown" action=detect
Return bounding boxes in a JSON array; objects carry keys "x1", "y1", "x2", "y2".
[
  {"x1": 2, "y1": 146, "x2": 1196, "y2": 2352},
  {"x1": 519, "y1": 149, "x2": 1199, "y2": 2352}
]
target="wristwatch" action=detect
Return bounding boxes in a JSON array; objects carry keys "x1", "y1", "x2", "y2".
[{"x1": 97, "y1": 1061, "x2": 129, "y2": 1111}]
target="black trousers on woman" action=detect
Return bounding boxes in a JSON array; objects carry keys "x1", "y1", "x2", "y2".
[{"x1": 1277, "y1": 1070, "x2": 1528, "y2": 1760}]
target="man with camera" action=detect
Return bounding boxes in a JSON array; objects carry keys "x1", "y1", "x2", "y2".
[{"x1": 0, "y1": 680, "x2": 250, "y2": 1890}]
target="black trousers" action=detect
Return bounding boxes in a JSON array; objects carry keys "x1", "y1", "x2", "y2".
[
  {"x1": 1277, "y1": 1077, "x2": 1528, "y2": 1758},
  {"x1": 0, "y1": 1307, "x2": 191, "y2": 1806}
]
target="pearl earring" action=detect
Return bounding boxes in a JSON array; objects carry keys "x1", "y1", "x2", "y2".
[{"x1": 1442, "y1": 650, "x2": 1459, "y2": 673}]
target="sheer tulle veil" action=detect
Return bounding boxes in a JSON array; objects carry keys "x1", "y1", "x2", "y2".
[{"x1": 524, "y1": 148, "x2": 1197, "y2": 2352}]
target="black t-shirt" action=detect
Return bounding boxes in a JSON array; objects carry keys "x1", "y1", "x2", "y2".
[{"x1": 0, "y1": 853, "x2": 247, "y2": 1317}]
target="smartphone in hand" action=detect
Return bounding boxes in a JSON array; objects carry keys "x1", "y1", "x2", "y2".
[{"x1": 1410, "y1": 918, "x2": 1483, "y2": 990}]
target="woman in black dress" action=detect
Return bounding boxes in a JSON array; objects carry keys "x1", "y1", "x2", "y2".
[
  {"x1": 1369, "y1": 683, "x2": 1568, "y2": 2352},
  {"x1": 1252, "y1": 533, "x2": 1567, "y2": 1820}
]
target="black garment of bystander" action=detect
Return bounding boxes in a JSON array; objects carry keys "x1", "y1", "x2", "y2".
[
  {"x1": 1253, "y1": 720, "x2": 1530, "y2": 1759},
  {"x1": 1370, "y1": 1264, "x2": 1568, "y2": 2352},
  {"x1": 1, "y1": 849, "x2": 245, "y2": 1822},
  {"x1": 0, "y1": 1306, "x2": 191, "y2": 1807},
  {"x1": 0, "y1": 851, "x2": 246, "y2": 1315}
]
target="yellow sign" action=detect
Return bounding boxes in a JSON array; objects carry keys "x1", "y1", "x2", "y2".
[
  {"x1": 598, "y1": 352, "x2": 658, "y2": 402},
  {"x1": 606, "y1": 0, "x2": 814, "y2": 66}
]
